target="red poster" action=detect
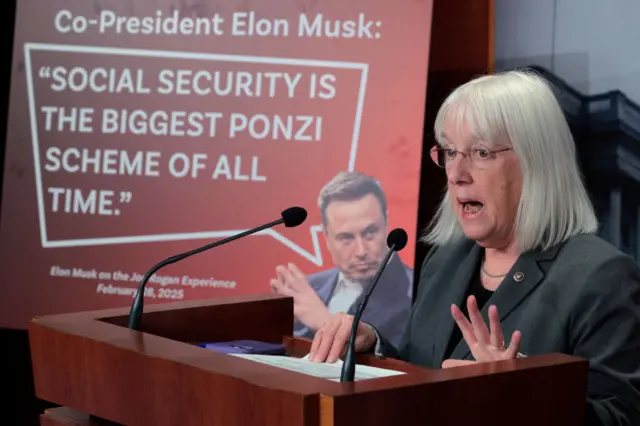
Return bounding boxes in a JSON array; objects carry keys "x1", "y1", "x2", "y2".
[{"x1": 0, "y1": 0, "x2": 433, "y2": 342}]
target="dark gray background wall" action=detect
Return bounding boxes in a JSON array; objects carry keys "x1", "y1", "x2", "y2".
[{"x1": 495, "y1": 0, "x2": 640, "y2": 103}]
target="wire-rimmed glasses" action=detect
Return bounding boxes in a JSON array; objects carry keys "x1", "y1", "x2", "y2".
[{"x1": 429, "y1": 145, "x2": 512, "y2": 169}]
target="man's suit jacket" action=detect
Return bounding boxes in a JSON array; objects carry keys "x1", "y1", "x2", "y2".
[
  {"x1": 375, "y1": 234, "x2": 640, "y2": 426},
  {"x1": 294, "y1": 254, "x2": 413, "y2": 349}
]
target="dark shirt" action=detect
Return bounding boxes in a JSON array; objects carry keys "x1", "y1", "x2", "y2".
[{"x1": 443, "y1": 265, "x2": 495, "y2": 360}]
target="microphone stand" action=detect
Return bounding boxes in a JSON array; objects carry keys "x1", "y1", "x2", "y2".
[
  {"x1": 128, "y1": 218, "x2": 284, "y2": 331},
  {"x1": 340, "y1": 246, "x2": 397, "y2": 382}
]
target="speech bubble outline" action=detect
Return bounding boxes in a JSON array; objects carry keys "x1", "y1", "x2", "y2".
[{"x1": 23, "y1": 42, "x2": 369, "y2": 267}]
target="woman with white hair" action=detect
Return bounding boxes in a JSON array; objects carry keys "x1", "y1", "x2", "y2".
[{"x1": 307, "y1": 70, "x2": 640, "y2": 426}]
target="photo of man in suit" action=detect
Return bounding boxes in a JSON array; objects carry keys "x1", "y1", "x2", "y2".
[{"x1": 270, "y1": 171, "x2": 414, "y2": 348}]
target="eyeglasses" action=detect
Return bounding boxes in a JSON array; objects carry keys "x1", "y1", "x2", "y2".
[{"x1": 429, "y1": 145, "x2": 512, "y2": 169}]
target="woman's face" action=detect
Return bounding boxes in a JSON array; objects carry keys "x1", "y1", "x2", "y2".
[{"x1": 442, "y1": 117, "x2": 523, "y2": 249}]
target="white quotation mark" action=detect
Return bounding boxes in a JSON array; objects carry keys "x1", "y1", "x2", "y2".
[
  {"x1": 116, "y1": 191, "x2": 133, "y2": 216},
  {"x1": 119, "y1": 191, "x2": 133, "y2": 203},
  {"x1": 39, "y1": 66, "x2": 52, "y2": 79}
]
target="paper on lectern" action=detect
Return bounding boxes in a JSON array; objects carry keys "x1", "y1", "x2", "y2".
[{"x1": 231, "y1": 353, "x2": 405, "y2": 381}]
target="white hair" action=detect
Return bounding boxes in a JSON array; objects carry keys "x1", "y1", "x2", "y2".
[{"x1": 422, "y1": 69, "x2": 598, "y2": 252}]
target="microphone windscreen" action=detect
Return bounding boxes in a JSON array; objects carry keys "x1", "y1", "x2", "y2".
[
  {"x1": 281, "y1": 207, "x2": 307, "y2": 227},
  {"x1": 387, "y1": 228, "x2": 408, "y2": 251}
]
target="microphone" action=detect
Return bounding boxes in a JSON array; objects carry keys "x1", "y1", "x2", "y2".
[
  {"x1": 127, "y1": 206, "x2": 307, "y2": 331},
  {"x1": 340, "y1": 228, "x2": 408, "y2": 382}
]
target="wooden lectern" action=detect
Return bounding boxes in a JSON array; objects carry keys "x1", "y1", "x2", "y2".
[{"x1": 29, "y1": 294, "x2": 588, "y2": 426}]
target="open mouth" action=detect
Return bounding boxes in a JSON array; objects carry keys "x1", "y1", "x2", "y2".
[{"x1": 458, "y1": 199, "x2": 484, "y2": 216}]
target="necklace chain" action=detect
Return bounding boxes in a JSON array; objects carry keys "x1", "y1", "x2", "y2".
[{"x1": 481, "y1": 259, "x2": 508, "y2": 278}]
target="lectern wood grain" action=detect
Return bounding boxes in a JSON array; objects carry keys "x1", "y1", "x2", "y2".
[{"x1": 30, "y1": 294, "x2": 588, "y2": 426}]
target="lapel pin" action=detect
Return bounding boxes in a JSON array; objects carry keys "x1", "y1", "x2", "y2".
[{"x1": 513, "y1": 272, "x2": 524, "y2": 282}]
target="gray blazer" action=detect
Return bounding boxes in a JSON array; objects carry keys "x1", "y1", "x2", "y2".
[{"x1": 375, "y1": 234, "x2": 640, "y2": 426}]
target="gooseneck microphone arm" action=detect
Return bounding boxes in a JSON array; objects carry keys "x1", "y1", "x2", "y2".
[
  {"x1": 340, "y1": 228, "x2": 408, "y2": 382},
  {"x1": 127, "y1": 207, "x2": 307, "y2": 331}
]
